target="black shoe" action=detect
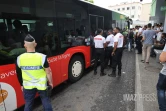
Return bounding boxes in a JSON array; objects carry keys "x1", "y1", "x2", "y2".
[
  {"x1": 100, "y1": 72, "x2": 106, "y2": 76},
  {"x1": 108, "y1": 71, "x2": 116, "y2": 77},
  {"x1": 118, "y1": 71, "x2": 121, "y2": 76},
  {"x1": 94, "y1": 71, "x2": 97, "y2": 75}
]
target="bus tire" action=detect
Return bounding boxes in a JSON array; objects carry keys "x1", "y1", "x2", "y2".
[{"x1": 68, "y1": 55, "x2": 84, "y2": 83}]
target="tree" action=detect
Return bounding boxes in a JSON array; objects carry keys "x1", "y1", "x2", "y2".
[{"x1": 84, "y1": 0, "x2": 94, "y2": 3}]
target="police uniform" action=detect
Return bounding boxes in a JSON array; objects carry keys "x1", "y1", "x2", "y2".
[
  {"x1": 112, "y1": 33, "x2": 124, "y2": 75},
  {"x1": 105, "y1": 34, "x2": 114, "y2": 67},
  {"x1": 94, "y1": 34, "x2": 106, "y2": 75},
  {"x1": 16, "y1": 35, "x2": 53, "y2": 111}
]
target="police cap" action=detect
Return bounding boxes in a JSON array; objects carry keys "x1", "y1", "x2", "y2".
[{"x1": 24, "y1": 34, "x2": 35, "y2": 42}]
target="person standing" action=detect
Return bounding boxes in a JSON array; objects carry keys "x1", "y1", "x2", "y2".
[
  {"x1": 16, "y1": 34, "x2": 53, "y2": 111},
  {"x1": 137, "y1": 26, "x2": 143, "y2": 54},
  {"x1": 109, "y1": 27, "x2": 124, "y2": 77},
  {"x1": 157, "y1": 44, "x2": 166, "y2": 111},
  {"x1": 105, "y1": 29, "x2": 114, "y2": 68},
  {"x1": 141, "y1": 23, "x2": 156, "y2": 64},
  {"x1": 160, "y1": 23, "x2": 164, "y2": 31},
  {"x1": 127, "y1": 29, "x2": 134, "y2": 51},
  {"x1": 94, "y1": 29, "x2": 107, "y2": 76},
  {"x1": 134, "y1": 26, "x2": 139, "y2": 49}
]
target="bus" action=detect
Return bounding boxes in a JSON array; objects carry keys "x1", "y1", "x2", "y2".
[{"x1": 0, "y1": 0, "x2": 127, "y2": 110}]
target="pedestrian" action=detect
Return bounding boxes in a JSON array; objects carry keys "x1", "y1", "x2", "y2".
[
  {"x1": 156, "y1": 44, "x2": 166, "y2": 111},
  {"x1": 16, "y1": 34, "x2": 53, "y2": 111},
  {"x1": 141, "y1": 23, "x2": 156, "y2": 64},
  {"x1": 151, "y1": 33, "x2": 166, "y2": 57},
  {"x1": 127, "y1": 28, "x2": 134, "y2": 51},
  {"x1": 137, "y1": 26, "x2": 143, "y2": 54},
  {"x1": 134, "y1": 26, "x2": 139, "y2": 49},
  {"x1": 160, "y1": 23, "x2": 163, "y2": 31},
  {"x1": 109, "y1": 27, "x2": 124, "y2": 77},
  {"x1": 105, "y1": 29, "x2": 114, "y2": 68},
  {"x1": 94, "y1": 29, "x2": 107, "y2": 76}
]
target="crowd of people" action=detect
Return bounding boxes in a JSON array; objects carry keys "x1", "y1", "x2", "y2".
[
  {"x1": 93, "y1": 27, "x2": 125, "y2": 77},
  {"x1": 130, "y1": 23, "x2": 165, "y2": 64},
  {"x1": 123, "y1": 23, "x2": 166, "y2": 111},
  {"x1": 117, "y1": 23, "x2": 166, "y2": 64},
  {"x1": 93, "y1": 24, "x2": 166, "y2": 111}
]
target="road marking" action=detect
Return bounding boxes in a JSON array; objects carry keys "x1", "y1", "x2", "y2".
[{"x1": 135, "y1": 52, "x2": 144, "y2": 111}]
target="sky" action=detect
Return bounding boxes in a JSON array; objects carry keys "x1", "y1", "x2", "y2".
[{"x1": 94, "y1": 0, "x2": 152, "y2": 7}]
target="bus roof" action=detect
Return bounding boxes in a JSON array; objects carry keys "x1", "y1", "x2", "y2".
[{"x1": 79, "y1": 0, "x2": 129, "y2": 17}]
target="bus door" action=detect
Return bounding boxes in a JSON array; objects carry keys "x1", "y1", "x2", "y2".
[{"x1": 89, "y1": 14, "x2": 104, "y2": 63}]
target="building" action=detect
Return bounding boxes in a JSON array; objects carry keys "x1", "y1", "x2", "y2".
[
  {"x1": 140, "y1": 3, "x2": 151, "y2": 22},
  {"x1": 109, "y1": 2, "x2": 151, "y2": 26},
  {"x1": 150, "y1": 0, "x2": 165, "y2": 25}
]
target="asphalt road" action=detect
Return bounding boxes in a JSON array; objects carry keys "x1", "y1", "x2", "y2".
[{"x1": 32, "y1": 49, "x2": 136, "y2": 111}]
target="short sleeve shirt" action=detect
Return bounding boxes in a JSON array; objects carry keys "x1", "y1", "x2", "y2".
[
  {"x1": 160, "y1": 27, "x2": 164, "y2": 30},
  {"x1": 114, "y1": 33, "x2": 124, "y2": 48},
  {"x1": 161, "y1": 44, "x2": 166, "y2": 75},
  {"x1": 106, "y1": 34, "x2": 114, "y2": 47},
  {"x1": 139, "y1": 28, "x2": 143, "y2": 33},
  {"x1": 143, "y1": 29, "x2": 156, "y2": 45},
  {"x1": 94, "y1": 35, "x2": 106, "y2": 48}
]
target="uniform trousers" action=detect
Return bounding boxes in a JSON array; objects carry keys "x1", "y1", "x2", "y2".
[
  {"x1": 105, "y1": 46, "x2": 113, "y2": 67},
  {"x1": 112, "y1": 48, "x2": 123, "y2": 71},
  {"x1": 23, "y1": 88, "x2": 53, "y2": 111},
  {"x1": 94, "y1": 48, "x2": 105, "y2": 73}
]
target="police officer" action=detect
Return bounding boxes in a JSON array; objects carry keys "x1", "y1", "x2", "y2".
[
  {"x1": 109, "y1": 27, "x2": 124, "y2": 77},
  {"x1": 16, "y1": 34, "x2": 53, "y2": 111},
  {"x1": 105, "y1": 29, "x2": 114, "y2": 68},
  {"x1": 94, "y1": 29, "x2": 107, "y2": 76}
]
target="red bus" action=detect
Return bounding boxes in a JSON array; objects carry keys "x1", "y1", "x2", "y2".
[{"x1": 0, "y1": 0, "x2": 126, "y2": 110}]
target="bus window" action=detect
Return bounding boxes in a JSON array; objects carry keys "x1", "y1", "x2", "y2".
[
  {"x1": 0, "y1": 0, "x2": 60, "y2": 66},
  {"x1": 98, "y1": 17, "x2": 104, "y2": 29},
  {"x1": 90, "y1": 15, "x2": 97, "y2": 36},
  {"x1": 55, "y1": 0, "x2": 88, "y2": 53}
]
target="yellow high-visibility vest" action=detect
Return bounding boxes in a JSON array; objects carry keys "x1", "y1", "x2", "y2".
[{"x1": 17, "y1": 52, "x2": 47, "y2": 90}]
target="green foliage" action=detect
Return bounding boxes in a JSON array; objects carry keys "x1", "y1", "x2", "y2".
[{"x1": 84, "y1": 0, "x2": 94, "y2": 3}]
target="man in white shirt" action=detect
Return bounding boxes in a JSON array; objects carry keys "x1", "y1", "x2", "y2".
[
  {"x1": 94, "y1": 29, "x2": 107, "y2": 76},
  {"x1": 105, "y1": 29, "x2": 114, "y2": 68},
  {"x1": 160, "y1": 23, "x2": 163, "y2": 31},
  {"x1": 109, "y1": 27, "x2": 124, "y2": 77},
  {"x1": 138, "y1": 27, "x2": 143, "y2": 34}
]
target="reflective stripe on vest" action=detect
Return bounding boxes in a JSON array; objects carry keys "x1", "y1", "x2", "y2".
[
  {"x1": 23, "y1": 82, "x2": 47, "y2": 90},
  {"x1": 23, "y1": 70, "x2": 47, "y2": 83},
  {"x1": 17, "y1": 53, "x2": 47, "y2": 90},
  {"x1": 20, "y1": 66, "x2": 43, "y2": 70}
]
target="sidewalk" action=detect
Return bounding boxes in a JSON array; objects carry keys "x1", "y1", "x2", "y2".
[{"x1": 135, "y1": 53, "x2": 163, "y2": 111}]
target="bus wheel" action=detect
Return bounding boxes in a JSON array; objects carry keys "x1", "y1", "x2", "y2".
[{"x1": 68, "y1": 55, "x2": 84, "y2": 83}]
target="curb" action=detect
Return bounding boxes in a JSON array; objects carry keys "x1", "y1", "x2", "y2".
[{"x1": 135, "y1": 53, "x2": 144, "y2": 111}]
